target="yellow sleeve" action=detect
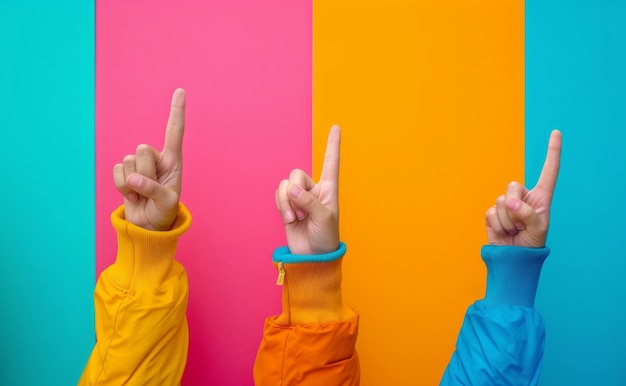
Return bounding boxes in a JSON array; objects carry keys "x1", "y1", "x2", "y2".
[{"x1": 79, "y1": 204, "x2": 191, "y2": 386}]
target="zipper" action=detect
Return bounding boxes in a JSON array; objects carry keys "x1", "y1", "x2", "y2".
[{"x1": 276, "y1": 262, "x2": 285, "y2": 286}]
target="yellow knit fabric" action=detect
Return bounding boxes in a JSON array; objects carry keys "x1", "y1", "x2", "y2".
[{"x1": 78, "y1": 204, "x2": 191, "y2": 385}]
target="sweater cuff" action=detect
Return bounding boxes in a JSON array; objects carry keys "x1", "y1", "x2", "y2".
[
  {"x1": 481, "y1": 245, "x2": 550, "y2": 307},
  {"x1": 105, "y1": 203, "x2": 192, "y2": 292},
  {"x1": 272, "y1": 242, "x2": 353, "y2": 324},
  {"x1": 272, "y1": 242, "x2": 347, "y2": 264}
]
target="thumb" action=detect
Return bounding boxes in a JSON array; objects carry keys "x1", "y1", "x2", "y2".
[
  {"x1": 127, "y1": 173, "x2": 178, "y2": 209},
  {"x1": 288, "y1": 183, "x2": 329, "y2": 221}
]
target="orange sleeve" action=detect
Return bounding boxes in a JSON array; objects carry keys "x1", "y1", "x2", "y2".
[
  {"x1": 254, "y1": 313, "x2": 360, "y2": 386},
  {"x1": 253, "y1": 248, "x2": 360, "y2": 385},
  {"x1": 78, "y1": 204, "x2": 191, "y2": 385}
]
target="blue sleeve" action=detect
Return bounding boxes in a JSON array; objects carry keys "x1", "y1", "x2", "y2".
[{"x1": 440, "y1": 245, "x2": 550, "y2": 386}]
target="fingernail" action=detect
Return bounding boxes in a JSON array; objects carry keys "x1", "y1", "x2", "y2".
[
  {"x1": 284, "y1": 210, "x2": 296, "y2": 223},
  {"x1": 125, "y1": 193, "x2": 138, "y2": 203},
  {"x1": 507, "y1": 229, "x2": 519, "y2": 236},
  {"x1": 506, "y1": 198, "x2": 521, "y2": 211},
  {"x1": 289, "y1": 185, "x2": 302, "y2": 199},
  {"x1": 295, "y1": 210, "x2": 306, "y2": 220}
]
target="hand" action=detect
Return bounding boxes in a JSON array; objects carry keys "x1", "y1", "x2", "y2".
[
  {"x1": 486, "y1": 130, "x2": 562, "y2": 248},
  {"x1": 112, "y1": 88, "x2": 186, "y2": 231},
  {"x1": 275, "y1": 125, "x2": 341, "y2": 255}
]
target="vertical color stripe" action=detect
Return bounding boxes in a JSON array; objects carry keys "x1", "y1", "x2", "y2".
[
  {"x1": 0, "y1": 1, "x2": 95, "y2": 385},
  {"x1": 526, "y1": 1, "x2": 626, "y2": 385},
  {"x1": 95, "y1": 1, "x2": 311, "y2": 384},
  {"x1": 313, "y1": 1, "x2": 524, "y2": 384}
]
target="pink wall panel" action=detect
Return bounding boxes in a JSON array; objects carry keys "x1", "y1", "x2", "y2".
[{"x1": 95, "y1": 1, "x2": 311, "y2": 384}]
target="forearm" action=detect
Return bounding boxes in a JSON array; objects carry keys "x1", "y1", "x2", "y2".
[
  {"x1": 440, "y1": 246, "x2": 549, "y2": 386},
  {"x1": 79, "y1": 204, "x2": 191, "y2": 385}
]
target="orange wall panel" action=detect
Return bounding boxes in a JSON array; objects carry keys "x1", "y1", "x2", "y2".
[{"x1": 313, "y1": 1, "x2": 524, "y2": 384}]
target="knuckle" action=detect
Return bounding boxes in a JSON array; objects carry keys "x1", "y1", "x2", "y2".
[
  {"x1": 136, "y1": 144, "x2": 151, "y2": 155},
  {"x1": 507, "y1": 181, "x2": 520, "y2": 189},
  {"x1": 277, "y1": 180, "x2": 289, "y2": 197},
  {"x1": 123, "y1": 154, "x2": 136, "y2": 164},
  {"x1": 289, "y1": 168, "x2": 306, "y2": 181}
]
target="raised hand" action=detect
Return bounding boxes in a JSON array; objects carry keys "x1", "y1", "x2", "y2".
[
  {"x1": 112, "y1": 88, "x2": 186, "y2": 231},
  {"x1": 486, "y1": 130, "x2": 562, "y2": 247},
  {"x1": 275, "y1": 125, "x2": 341, "y2": 255}
]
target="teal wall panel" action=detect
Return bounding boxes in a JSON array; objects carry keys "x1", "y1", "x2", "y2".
[
  {"x1": 0, "y1": 2, "x2": 95, "y2": 384},
  {"x1": 527, "y1": 1, "x2": 626, "y2": 385}
]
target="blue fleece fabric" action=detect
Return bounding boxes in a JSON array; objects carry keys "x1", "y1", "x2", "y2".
[
  {"x1": 272, "y1": 242, "x2": 347, "y2": 264},
  {"x1": 440, "y1": 246, "x2": 550, "y2": 386}
]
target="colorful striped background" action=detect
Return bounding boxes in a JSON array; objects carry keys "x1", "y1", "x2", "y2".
[{"x1": 1, "y1": 1, "x2": 625, "y2": 385}]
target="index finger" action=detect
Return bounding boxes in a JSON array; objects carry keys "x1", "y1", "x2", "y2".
[
  {"x1": 320, "y1": 125, "x2": 341, "y2": 183},
  {"x1": 535, "y1": 129, "x2": 562, "y2": 194},
  {"x1": 163, "y1": 88, "x2": 186, "y2": 155}
]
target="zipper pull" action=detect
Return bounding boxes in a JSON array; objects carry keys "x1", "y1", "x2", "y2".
[{"x1": 276, "y1": 262, "x2": 285, "y2": 286}]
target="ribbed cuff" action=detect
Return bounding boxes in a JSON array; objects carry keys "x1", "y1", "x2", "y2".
[
  {"x1": 481, "y1": 245, "x2": 550, "y2": 307},
  {"x1": 273, "y1": 242, "x2": 352, "y2": 325},
  {"x1": 273, "y1": 242, "x2": 347, "y2": 264},
  {"x1": 105, "y1": 203, "x2": 192, "y2": 292}
]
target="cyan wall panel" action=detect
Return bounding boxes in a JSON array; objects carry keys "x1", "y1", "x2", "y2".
[
  {"x1": 527, "y1": 1, "x2": 626, "y2": 385},
  {"x1": 0, "y1": 2, "x2": 95, "y2": 385}
]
